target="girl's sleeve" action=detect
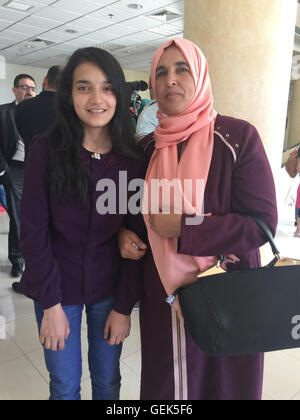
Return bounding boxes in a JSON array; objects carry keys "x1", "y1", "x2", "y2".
[
  {"x1": 113, "y1": 213, "x2": 146, "y2": 315},
  {"x1": 20, "y1": 138, "x2": 62, "y2": 309},
  {"x1": 179, "y1": 123, "x2": 278, "y2": 256},
  {"x1": 113, "y1": 160, "x2": 148, "y2": 315}
]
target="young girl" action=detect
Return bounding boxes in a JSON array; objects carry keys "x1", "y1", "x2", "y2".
[{"x1": 19, "y1": 47, "x2": 142, "y2": 400}]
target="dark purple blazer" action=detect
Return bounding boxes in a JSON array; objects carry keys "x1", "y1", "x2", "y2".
[
  {"x1": 19, "y1": 137, "x2": 143, "y2": 313},
  {"x1": 141, "y1": 114, "x2": 278, "y2": 270}
]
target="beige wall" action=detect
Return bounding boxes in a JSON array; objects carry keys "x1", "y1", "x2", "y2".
[
  {"x1": 288, "y1": 78, "x2": 300, "y2": 149},
  {"x1": 123, "y1": 69, "x2": 150, "y2": 100}
]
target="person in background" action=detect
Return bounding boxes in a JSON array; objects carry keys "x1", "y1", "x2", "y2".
[
  {"x1": 140, "y1": 98, "x2": 151, "y2": 112},
  {"x1": 135, "y1": 87, "x2": 159, "y2": 142},
  {"x1": 11, "y1": 66, "x2": 63, "y2": 295},
  {"x1": 285, "y1": 147, "x2": 300, "y2": 178},
  {"x1": 15, "y1": 65, "x2": 63, "y2": 159},
  {"x1": 0, "y1": 74, "x2": 36, "y2": 278},
  {"x1": 118, "y1": 38, "x2": 278, "y2": 400},
  {"x1": 294, "y1": 175, "x2": 300, "y2": 237},
  {"x1": 284, "y1": 147, "x2": 300, "y2": 227},
  {"x1": 19, "y1": 47, "x2": 142, "y2": 400},
  {"x1": 0, "y1": 184, "x2": 7, "y2": 212}
]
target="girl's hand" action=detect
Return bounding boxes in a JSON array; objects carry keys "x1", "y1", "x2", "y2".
[
  {"x1": 104, "y1": 310, "x2": 131, "y2": 346},
  {"x1": 118, "y1": 227, "x2": 147, "y2": 260},
  {"x1": 219, "y1": 254, "x2": 240, "y2": 270},
  {"x1": 40, "y1": 303, "x2": 70, "y2": 351}
]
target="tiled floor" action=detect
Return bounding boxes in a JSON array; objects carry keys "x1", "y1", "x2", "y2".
[{"x1": 1, "y1": 198, "x2": 300, "y2": 400}]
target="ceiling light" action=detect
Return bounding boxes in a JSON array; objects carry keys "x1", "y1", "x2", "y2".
[
  {"x1": 127, "y1": 3, "x2": 143, "y2": 10},
  {"x1": 3, "y1": 0, "x2": 33, "y2": 11},
  {"x1": 65, "y1": 29, "x2": 79, "y2": 34},
  {"x1": 94, "y1": 42, "x2": 125, "y2": 53},
  {"x1": 149, "y1": 9, "x2": 182, "y2": 23}
]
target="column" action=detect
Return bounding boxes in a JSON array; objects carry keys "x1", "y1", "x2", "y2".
[
  {"x1": 288, "y1": 77, "x2": 300, "y2": 149},
  {"x1": 184, "y1": 0, "x2": 297, "y2": 263},
  {"x1": 184, "y1": 0, "x2": 297, "y2": 173}
]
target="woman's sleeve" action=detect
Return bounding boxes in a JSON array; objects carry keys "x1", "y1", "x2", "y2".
[
  {"x1": 179, "y1": 123, "x2": 278, "y2": 256},
  {"x1": 20, "y1": 138, "x2": 62, "y2": 309}
]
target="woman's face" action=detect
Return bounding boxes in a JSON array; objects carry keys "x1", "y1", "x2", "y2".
[
  {"x1": 155, "y1": 46, "x2": 195, "y2": 116},
  {"x1": 71, "y1": 61, "x2": 117, "y2": 131}
]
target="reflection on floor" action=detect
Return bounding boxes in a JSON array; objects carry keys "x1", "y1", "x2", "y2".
[{"x1": 1, "y1": 198, "x2": 300, "y2": 400}]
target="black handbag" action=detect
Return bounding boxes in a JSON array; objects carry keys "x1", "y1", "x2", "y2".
[{"x1": 167, "y1": 217, "x2": 300, "y2": 356}]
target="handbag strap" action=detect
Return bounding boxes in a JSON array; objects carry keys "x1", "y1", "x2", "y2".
[
  {"x1": 218, "y1": 216, "x2": 280, "y2": 265},
  {"x1": 249, "y1": 216, "x2": 280, "y2": 258},
  {"x1": 166, "y1": 216, "x2": 280, "y2": 306}
]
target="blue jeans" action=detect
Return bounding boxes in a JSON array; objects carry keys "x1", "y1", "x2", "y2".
[{"x1": 34, "y1": 297, "x2": 122, "y2": 400}]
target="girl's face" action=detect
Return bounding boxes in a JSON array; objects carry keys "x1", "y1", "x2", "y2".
[{"x1": 71, "y1": 61, "x2": 117, "y2": 132}]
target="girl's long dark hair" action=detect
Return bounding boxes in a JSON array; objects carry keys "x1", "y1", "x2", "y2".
[{"x1": 47, "y1": 47, "x2": 141, "y2": 203}]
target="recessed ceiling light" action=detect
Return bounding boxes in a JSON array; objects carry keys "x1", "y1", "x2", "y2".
[
  {"x1": 65, "y1": 29, "x2": 79, "y2": 34},
  {"x1": 149, "y1": 9, "x2": 182, "y2": 23},
  {"x1": 3, "y1": 0, "x2": 33, "y2": 11},
  {"x1": 127, "y1": 3, "x2": 143, "y2": 10}
]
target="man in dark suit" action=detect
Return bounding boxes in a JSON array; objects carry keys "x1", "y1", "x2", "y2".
[
  {"x1": 12, "y1": 66, "x2": 62, "y2": 294},
  {"x1": 15, "y1": 65, "x2": 63, "y2": 159},
  {"x1": 0, "y1": 74, "x2": 36, "y2": 279}
]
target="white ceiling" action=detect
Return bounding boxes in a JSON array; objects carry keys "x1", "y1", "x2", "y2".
[
  {"x1": 0, "y1": 0, "x2": 184, "y2": 72},
  {"x1": 1, "y1": 0, "x2": 299, "y2": 73}
]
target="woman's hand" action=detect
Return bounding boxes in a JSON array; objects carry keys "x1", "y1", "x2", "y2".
[
  {"x1": 40, "y1": 303, "x2": 70, "y2": 351},
  {"x1": 118, "y1": 227, "x2": 147, "y2": 260},
  {"x1": 104, "y1": 310, "x2": 131, "y2": 346},
  {"x1": 149, "y1": 214, "x2": 182, "y2": 238}
]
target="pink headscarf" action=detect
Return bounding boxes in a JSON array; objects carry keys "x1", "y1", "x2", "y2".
[{"x1": 143, "y1": 38, "x2": 218, "y2": 300}]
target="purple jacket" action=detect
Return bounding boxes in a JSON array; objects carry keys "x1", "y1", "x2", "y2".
[
  {"x1": 19, "y1": 137, "x2": 143, "y2": 313},
  {"x1": 141, "y1": 114, "x2": 278, "y2": 269}
]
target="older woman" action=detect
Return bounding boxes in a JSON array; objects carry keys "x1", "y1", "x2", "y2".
[{"x1": 119, "y1": 38, "x2": 277, "y2": 400}]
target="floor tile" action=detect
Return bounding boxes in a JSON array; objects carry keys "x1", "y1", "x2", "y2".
[
  {"x1": 291, "y1": 390, "x2": 300, "y2": 400},
  {"x1": 81, "y1": 377, "x2": 92, "y2": 400},
  {"x1": 26, "y1": 347, "x2": 49, "y2": 383},
  {"x1": 122, "y1": 350, "x2": 141, "y2": 377},
  {"x1": 120, "y1": 361, "x2": 140, "y2": 400},
  {"x1": 121, "y1": 308, "x2": 141, "y2": 360},
  {"x1": 263, "y1": 351, "x2": 300, "y2": 400},
  {"x1": 0, "y1": 336, "x2": 23, "y2": 365},
  {"x1": 0, "y1": 355, "x2": 49, "y2": 400},
  {"x1": 5, "y1": 315, "x2": 41, "y2": 354}
]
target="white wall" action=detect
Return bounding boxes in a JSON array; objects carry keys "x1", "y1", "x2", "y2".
[{"x1": 0, "y1": 62, "x2": 47, "y2": 105}]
